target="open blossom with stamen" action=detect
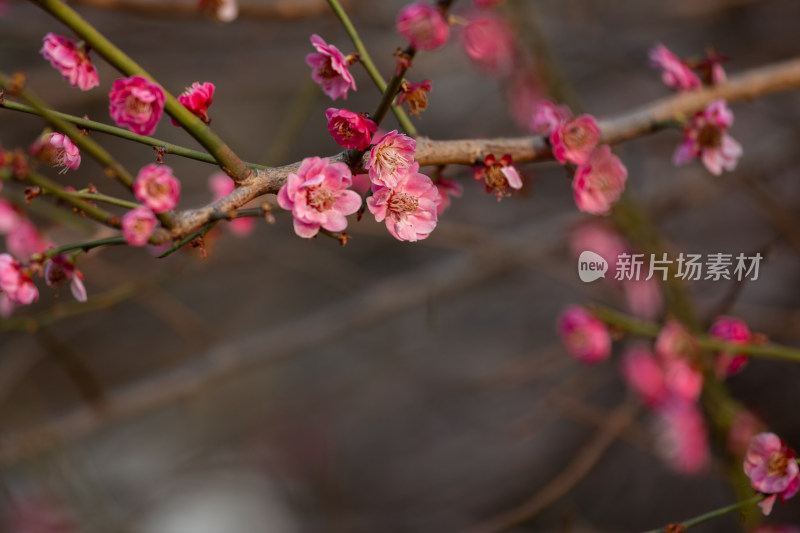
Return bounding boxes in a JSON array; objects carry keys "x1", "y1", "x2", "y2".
[
  {"x1": 474, "y1": 153, "x2": 522, "y2": 199},
  {"x1": 30, "y1": 132, "x2": 81, "y2": 172},
  {"x1": 277, "y1": 156, "x2": 361, "y2": 239},
  {"x1": 122, "y1": 206, "x2": 157, "y2": 246},
  {"x1": 209, "y1": 173, "x2": 255, "y2": 237},
  {"x1": 551, "y1": 114, "x2": 600, "y2": 166},
  {"x1": 367, "y1": 130, "x2": 417, "y2": 188},
  {"x1": 367, "y1": 163, "x2": 440, "y2": 242},
  {"x1": 174, "y1": 81, "x2": 215, "y2": 124},
  {"x1": 557, "y1": 306, "x2": 611, "y2": 364},
  {"x1": 744, "y1": 432, "x2": 800, "y2": 515},
  {"x1": 109, "y1": 75, "x2": 166, "y2": 135},
  {"x1": 45, "y1": 254, "x2": 87, "y2": 303},
  {"x1": 649, "y1": 43, "x2": 702, "y2": 92},
  {"x1": 325, "y1": 108, "x2": 377, "y2": 151},
  {"x1": 572, "y1": 145, "x2": 628, "y2": 215},
  {"x1": 0, "y1": 253, "x2": 38, "y2": 306},
  {"x1": 40, "y1": 33, "x2": 99, "y2": 91},
  {"x1": 709, "y1": 316, "x2": 751, "y2": 377},
  {"x1": 398, "y1": 79, "x2": 432, "y2": 117},
  {"x1": 133, "y1": 164, "x2": 181, "y2": 213},
  {"x1": 529, "y1": 100, "x2": 571, "y2": 136},
  {"x1": 396, "y1": 2, "x2": 450, "y2": 52},
  {"x1": 462, "y1": 14, "x2": 517, "y2": 74},
  {"x1": 306, "y1": 34, "x2": 357, "y2": 100},
  {"x1": 674, "y1": 99, "x2": 742, "y2": 175}
]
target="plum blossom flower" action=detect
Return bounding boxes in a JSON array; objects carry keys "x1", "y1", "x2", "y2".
[
  {"x1": 197, "y1": 0, "x2": 238, "y2": 22},
  {"x1": 572, "y1": 145, "x2": 628, "y2": 215},
  {"x1": 367, "y1": 164, "x2": 440, "y2": 242},
  {"x1": 306, "y1": 34, "x2": 357, "y2": 100},
  {"x1": 174, "y1": 82, "x2": 215, "y2": 124},
  {"x1": 6, "y1": 219, "x2": 52, "y2": 261},
  {"x1": 655, "y1": 402, "x2": 710, "y2": 474},
  {"x1": 744, "y1": 432, "x2": 800, "y2": 515},
  {"x1": 367, "y1": 130, "x2": 417, "y2": 188},
  {"x1": 674, "y1": 99, "x2": 742, "y2": 175},
  {"x1": 434, "y1": 177, "x2": 463, "y2": 215},
  {"x1": 0, "y1": 199, "x2": 21, "y2": 234},
  {"x1": 655, "y1": 320, "x2": 698, "y2": 362},
  {"x1": 30, "y1": 132, "x2": 81, "y2": 173},
  {"x1": 325, "y1": 108, "x2": 377, "y2": 151},
  {"x1": 529, "y1": 100, "x2": 571, "y2": 136},
  {"x1": 0, "y1": 253, "x2": 38, "y2": 306},
  {"x1": 551, "y1": 114, "x2": 600, "y2": 166},
  {"x1": 649, "y1": 43, "x2": 702, "y2": 92},
  {"x1": 208, "y1": 173, "x2": 255, "y2": 237},
  {"x1": 462, "y1": 14, "x2": 517, "y2": 74},
  {"x1": 45, "y1": 254, "x2": 87, "y2": 302},
  {"x1": 133, "y1": 164, "x2": 181, "y2": 213},
  {"x1": 557, "y1": 306, "x2": 611, "y2": 364},
  {"x1": 109, "y1": 75, "x2": 166, "y2": 135},
  {"x1": 568, "y1": 220, "x2": 628, "y2": 280},
  {"x1": 122, "y1": 206, "x2": 157, "y2": 246},
  {"x1": 397, "y1": 79, "x2": 432, "y2": 117},
  {"x1": 709, "y1": 316, "x2": 751, "y2": 377},
  {"x1": 396, "y1": 2, "x2": 450, "y2": 52},
  {"x1": 277, "y1": 156, "x2": 361, "y2": 239},
  {"x1": 622, "y1": 277, "x2": 663, "y2": 320},
  {"x1": 40, "y1": 33, "x2": 99, "y2": 91},
  {"x1": 621, "y1": 348, "x2": 669, "y2": 407},
  {"x1": 473, "y1": 153, "x2": 522, "y2": 199}
]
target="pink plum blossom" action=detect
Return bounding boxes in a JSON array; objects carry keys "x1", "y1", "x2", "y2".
[
  {"x1": 529, "y1": 100, "x2": 571, "y2": 136},
  {"x1": 474, "y1": 153, "x2": 522, "y2": 199},
  {"x1": 208, "y1": 173, "x2": 256, "y2": 237},
  {"x1": 396, "y1": 2, "x2": 450, "y2": 52},
  {"x1": 655, "y1": 402, "x2": 710, "y2": 474},
  {"x1": 0, "y1": 199, "x2": 21, "y2": 234},
  {"x1": 367, "y1": 130, "x2": 417, "y2": 188},
  {"x1": 397, "y1": 79, "x2": 432, "y2": 117},
  {"x1": 662, "y1": 358, "x2": 703, "y2": 403},
  {"x1": 674, "y1": 99, "x2": 742, "y2": 175},
  {"x1": 572, "y1": 145, "x2": 628, "y2": 215},
  {"x1": 0, "y1": 253, "x2": 38, "y2": 306},
  {"x1": 462, "y1": 14, "x2": 517, "y2": 74},
  {"x1": 649, "y1": 43, "x2": 702, "y2": 92},
  {"x1": 133, "y1": 164, "x2": 181, "y2": 213},
  {"x1": 30, "y1": 132, "x2": 81, "y2": 173},
  {"x1": 551, "y1": 114, "x2": 600, "y2": 166},
  {"x1": 709, "y1": 316, "x2": 751, "y2": 377},
  {"x1": 367, "y1": 163, "x2": 440, "y2": 242},
  {"x1": 434, "y1": 177, "x2": 463, "y2": 215},
  {"x1": 621, "y1": 348, "x2": 669, "y2": 407},
  {"x1": 40, "y1": 33, "x2": 99, "y2": 91},
  {"x1": 744, "y1": 432, "x2": 800, "y2": 515},
  {"x1": 122, "y1": 206, "x2": 157, "y2": 246},
  {"x1": 45, "y1": 254, "x2": 87, "y2": 302},
  {"x1": 655, "y1": 320, "x2": 698, "y2": 362},
  {"x1": 175, "y1": 81, "x2": 215, "y2": 124},
  {"x1": 557, "y1": 306, "x2": 611, "y2": 364},
  {"x1": 6, "y1": 219, "x2": 52, "y2": 261},
  {"x1": 622, "y1": 277, "x2": 662, "y2": 320},
  {"x1": 325, "y1": 108, "x2": 377, "y2": 151},
  {"x1": 277, "y1": 156, "x2": 361, "y2": 239},
  {"x1": 306, "y1": 34, "x2": 357, "y2": 100},
  {"x1": 109, "y1": 75, "x2": 166, "y2": 135},
  {"x1": 568, "y1": 220, "x2": 628, "y2": 281}
]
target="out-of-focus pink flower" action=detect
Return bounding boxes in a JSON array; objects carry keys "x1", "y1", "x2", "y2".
[
  {"x1": 655, "y1": 402, "x2": 710, "y2": 474},
  {"x1": 557, "y1": 305, "x2": 611, "y2": 365},
  {"x1": 174, "y1": 82, "x2": 215, "y2": 124},
  {"x1": 1, "y1": 494, "x2": 77, "y2": 533},
  {"x1": 529, "y1": 100, "x2": 572, "y2": 136},
  {"x1": 0, "y1": 199, "x2": 21, "y2": 234},
  {"x1": 744, "y1": 432, "x2": 800, "y2": 515},
  {"x1": 0, "y1": 253, "x2": 38, "y2": 306},
  {"x1": 434, "y1": 177, "x2": 463, "y2": 215},
  {"x1": 277, "y1": 156, "x2": 361, "y2": 239},
  {"x1": 367, "y1": 130, "x2": 417, "y2": 188},
  {"x1": 507, "y1": 74, "x2": 544, "y2": 130},
  {"x1": 728, "y1": 410, "x2": 764, "y2": 457},
  {"x1": 40, "y1": 33, "x2": 99, "y2": 91},
  {"x1": 208, "y1": 173, "x2": 256, "y2": 237},
  {"x1": 655, "y1": 320, "x2": 698, "y2": 361},
  {"x1": 133, "y1": 164, "x2": 181, "y2": 213},
  {"x1": 622, "y1": 277, "x2": 662, "y2": 320},
  {"x1": 45, "y1": 254, "x2": 87, "y2": 302},
  {"x1": 473, "y1": 153, "x2": 522, "y2": 199},
  {"x1": 109, "y1": 75, "x2": 166, "y2": 135},
  {"x1": 709, "y1": 316, "x2": 751, "y2": 377},
  {"x1": 396, "y1": 2, "x2": 450, "y2": 52},
  {"x1": 306, "y1": 34, "x2": 357, "y2": 100},
  {"x1": 649, "y1": 43, "x2": 702, "y2": 92},
  {"x1": 462, "y1": 14, "x2": 517, "y2": 74},
  {"x1": 198, "y1": 0, "x2": 238, "y2": 22},
  {"x1": 122, "y1": 206, "x2": 157, "y2": 246},
  {"x1": 662, "y1": 358, "x2": 703, "y2": 403},
  {"x1": 551, "y1": 114, "x2": 600, "y2": 166},
  {"x1": 6, "y1": 220, "x2": 51, "y2": 261},
  {"x1": 398, "y1": 79, "x2": 432, "y2": 117},
  {"x1": 752, "y1": 525, "x2": 800, "y2": 533},
  {"x1": 325, "y1": 108, "x2": 377, "y2": 151},
  {"x1": 568, "y1": 220, "x2": 628, "y2": 279},
  {"x1": 474, "y1": 0, "x2": 504, "y2": 7},
  {"x1": 622, "y1": 348, "x2": 669, "y2": 407},
  {"x1": 572, "y1": 145, "x2": 628, "y2": 215},
  {"x1": 674, "y1": 99, "x2": 742, "y2": 176},
  {"x1": 367, "y1": 163, "x2": 440, "y2": 242}
]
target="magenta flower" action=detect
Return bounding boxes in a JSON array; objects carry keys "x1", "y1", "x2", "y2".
[
  {"x1": 434, "y1": 177, "x2": 463, "y2": 215},
  {"x1": 325, "y1": 108, "x2": 377, "y2": 151},
  {"x1": 175, "y1": 81, "x2": 215, "y2": 124},
  {"x1": 367, "y1": 164, "x2": 440, "y2": 242},
  {"x1": 208, "y1": 173, "x2": 255, "y2": 237},
  {"x1": 133, "y1": 164, "x2": 181, "y2": 213},
  {"x1": 656, "y1": 402, "x2": 710, "y2": 474},
  {"x1": 0, "y1": 253, "x2": 38, "y2": 306},
  {"x1": 45, "y1": 254, "x2": 87, "y2": 303},
  {"x1": 551, "y1": 114, "x2": 600, "y2": 166},
  {"x1": 277, "y1": 156, "x2": 361, "y2": 239},
  {"x1": 367, "y1": 130, "x2": 417, "y2": 188},
  {"x1": 649, "y1": 43, "x2": 702, "y2": 92},
  {"x1": 744, "y1": 433, "x2": 800, "y2": 515},
  {"x1": 396, "y1": 2, "x2": 450, "y2": 52},
  {"x1": 122, "y1": 206, "x2": 157, "y2": 246},
  {"x1": 572, "y1": 145, "x2": 628, "y2": 215},
  {"x1": 462, "y1": 14, "x2": 517, "y2": 74},
  {"x1": 473, "y1": 153, "x2": 522, "y2": 199},
  {"x1": 109, "y1": 75, "x2": 166, "y2": 135},
  {"x1": 30, "y1": 132, "x2": 81, "y2": 173},
  {"x1": 529, "y1": 100, "x2": 571, "y2": 136},
  {"x1": 674, "y1": 99, "x2": 742, "y2": 175},
  {"x1": 557, "y1": 306, "x2": 611, "y2": 364},
  {"x1": 40, "y1": 33, "x2": 99, "y2": 91},
  {"x1": 306, "y1": 34, "x2": 357, "y2": 100},
  {"x1": 398, "y1": 79, "x2": 432, "y2": 117},
  {"x1": 621, "y1": 348, "x2": 669, "y2": 407},
  {"x1": 709, "y1": 316, "x2": 751, "y2": 377}
]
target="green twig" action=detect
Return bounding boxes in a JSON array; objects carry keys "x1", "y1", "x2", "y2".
[
  {"x1": 641, "y1": 494, "x2": 763, "y2": 533},
  {"x1": 67, "y1": 190, "x2": 140, "y2": 210},
  {"x1": 33, "y1": 237, "x2": 128, "y2": 261},
  {"x1": 25, "y1": 171, "x2": 121, "y2": 228},
  {"x1": 156, "y1": 222, "x2": 218, "y2": 259}
]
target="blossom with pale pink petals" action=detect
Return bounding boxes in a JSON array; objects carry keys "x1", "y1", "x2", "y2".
[
  {"x1": 398, "y1": 79, "x2": 432, "y2": 117},
  {"x1": 434, "y1": 177, "x2": 463, "y2": 215},
  {"x1": 367, "y1": 163, "x2": 440, "y2": 242},
  {"x1": 306, "y1": 34, "x2": 357, "y2": 100},
  {"x1": 30, "y1": 132, "x2": 81, "y2": 173},
  {"x1": 396, "y1": 2, "x2": 450, "y2": 52},
  {"x1": 367, "y1": 130, "x2": 417, "y2": 188},
  {"x1": 655, "y1": 402, "x2": 710, "y2": 474},
  {"x1": 474, "y1": 153, "x2": 522, "y2": 199},
  {"x1": 744, "y1": 432, "x2": 800, "y2": 515},
  {"x1": 462, "y1": 14, "x2": 517, "y2": 74},
  {"x1": 529, "y1": 100, "x2": 571, "y2": 136},
  {"x1": 572, "y1": 145, "x2": 628, "y2": 215},
  {"x1": 175, "y1": 82, "x2": 215, "y2": 124},
  {"x1": 40, "y1": 33, "x2": 99, "y2": 91},
  {"x1": 109, "y1": 75, "x2": 166, "y2": 135},
  {"x1": 122, "y1": 206, "x2": 157, "y2": 246},
  {"x1": 551, "y1": 114, "x2": 600, "y2": 166},
  {"x1": 649, "y1": 43, "x2": 702, "y2": 92},
  {"x1": 709, "y1": 316, "x2": 751, "y2": 377},
  {"x1": 6, "y1": 220, "x2": 51, "y2": 261},
  {"x1": 325, "y1": 108, "x2": 377, "y2": 151},
  {"x1": 277, "y1": 156, "x2": 361, "y2": 239},
  {"x1": 45, "y1": 254, "x2": 87, "y2": 302},
  {"x1": 208, "y1": 173, "x2": 256, "y2": 237},
  {"x1": 557, "y1": 306, "x2": 611, "y2": 365},
  {"x1": 0, "y1": 253, "x2": 38, "y2": 306},
  {"x1": 674, "y1": 99, "x2": 742, "y2": 175},
  {"x1": 133, "y1": 164, "x2": 181, "y2": 213}
]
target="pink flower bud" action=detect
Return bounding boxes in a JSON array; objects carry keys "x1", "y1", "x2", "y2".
[
  {"x1": 325, "y1": 108, "x2": 377, "y2": 151},
  {"x1": 572, "y1": 145, "x2": 628, "y2": 216},
  {"x1": 109, "y1": 75, "x2": 166, "y2": 136},
  {"x1": 133, "y1": 164, "x2": 181, "y2": 213},
  {"x1": 175, "y1": 81, "x2": 215, "y2": 124},
  {"x1": 122, "y1": 206, "x2": 157, "y2": 246},
  {"x1": 306, "y1": 35, "x2": 357, "y2": 101},
  {"x1": 557, "y1": 306, "x2": 611, "y2": 364},
  {"x1": 397, "y1": 2, "x2": 450, "y2": 51},
  {"x1": 709, "y1": 316, "x2": 752, "y2": 377},
  {"x1": 40, "y1": 33, "x2": 99, "y2": 91},
  {"x1": 649, "y1": 43, "x2": 702, "y2": 92}
]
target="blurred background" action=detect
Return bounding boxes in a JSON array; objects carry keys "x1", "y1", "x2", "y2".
[{"x1": 2, "y1": 0, "x2": 800, "y2": 531}]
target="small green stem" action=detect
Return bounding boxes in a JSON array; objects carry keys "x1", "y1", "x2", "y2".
[
  {"x1": 641, "y1": 494, "x2": 763, "y2": 533},
  {"x1": 34, "y1": 236, "x2": 127, "y2": 261},
  {"x1": 67, "y1": 190, "x2": 140, "y2": 210},
  {"x1": 25, "y1": 171, "x2": 120, "y2": 228},
  {"x1": 156, "y1": 222, "x2": 218, "y2": 259}
]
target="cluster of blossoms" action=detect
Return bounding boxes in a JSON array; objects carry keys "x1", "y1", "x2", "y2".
[
  {"x1": 122, "y1": 163, "x2": 181, "y2": 246},
  {"x1": 744, "y1": 432, "x2": 799, "y2": 515}
]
